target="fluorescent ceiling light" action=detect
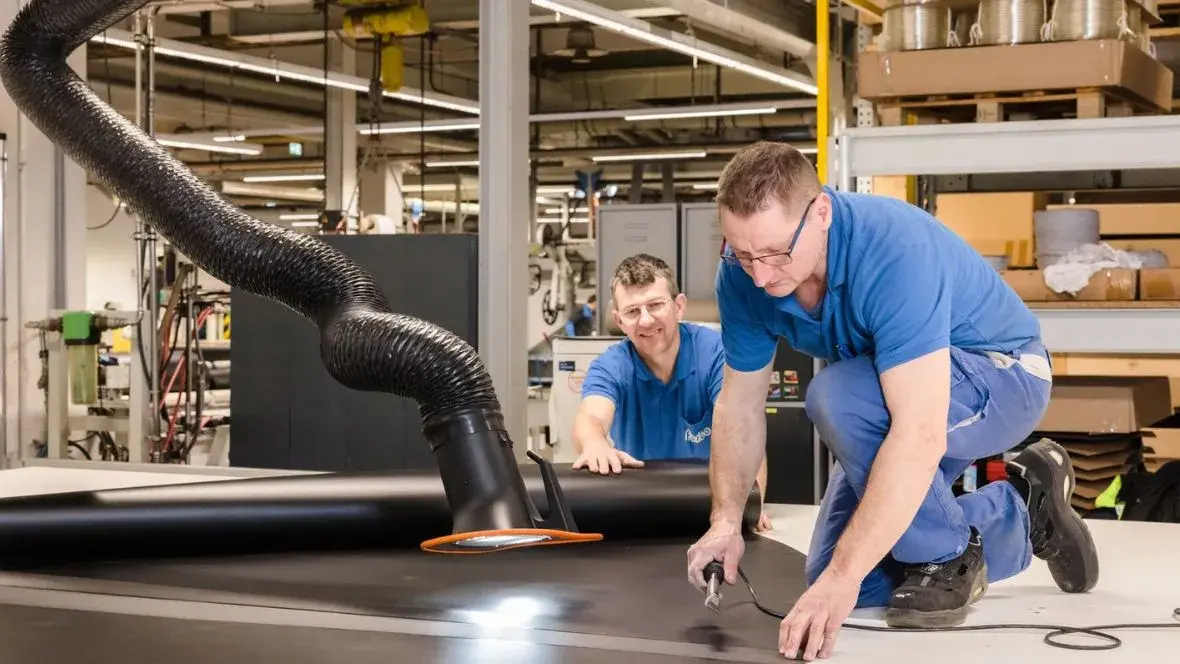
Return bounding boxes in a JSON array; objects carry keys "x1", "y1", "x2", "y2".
[
  {"x1": 404, "y1": 183, "x2": 476, "y2": 192},
  {"x1": 90, "y1": 29, "x2": 480, "y2": 115},
  {"x1": 424, "y1": 159, "x2": 480, "y2": 168},
  {"x1": 157, "y1": 136, "x2": 263, "y2": 155},
  {"x1": 243, "y1": 174, "x2": 326, "y2": 183},
  {"x1": 797, "y1": 147, "x2": 819, "y2": 155},
  {"x1": 624, "y1": 106, "x2": 777, "y2": 122},
  {"x1": 591, "y1": 151, "x2": 707, "y2": 162},
  {"x1": 290, "y1": 221, "x2": 320, "y2": 228},
  {"x1": 212, "y1": 134, "x2": 246, "y2": 143},
  {"x1": 544, "y1": 207, "x2": 589, "y2": 214},
  {"x1": 222, "y1": 181, "x2": 324, "y2": 202},
  {"x1": 530, "y1": 0, "x2": 818, "y2": 96},
  {"x1": 692, "y1": 183, "x2": 719, "y2": 190},
  {"x1": 360, "y1": 119, "x2": 481, "y2": 135}
]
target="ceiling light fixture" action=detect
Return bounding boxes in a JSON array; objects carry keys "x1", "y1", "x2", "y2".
[
  {"x1": 360, "y1": 119, "x2": 481, "y2": 136},
  {"x1": 624, "y1": 106, "x2": 778, "y2": 122},
  {"x1": 212, "y1": 134, "x2": 247, "y2": 143},
  {"x1": 424, "y1": 159, "x2": 481, "y2": 168},
  {"x1": 530, "y1": 0, "x2": 818, "y2": 96},
  {"x1": 692, "y1": 183, "x2": 719, "y2": 190},
  {"x1": 90, "y1": 29, "x2": 480, "y2": 115},
  {"x1": 243, "y1": 174, "x2": 327, "y2": 183},
  {"x1": 156, "y1": 136, "x2": 263, "y2": 155},
  {"x1": 591, "y1": 151, "x2": 707, "y2": 162}
]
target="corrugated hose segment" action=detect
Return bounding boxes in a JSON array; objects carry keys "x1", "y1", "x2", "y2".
[{"x1": 0, "y1": 0, "x2": 500, "y2": 427}]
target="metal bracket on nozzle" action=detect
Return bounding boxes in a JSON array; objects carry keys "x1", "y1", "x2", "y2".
[{"x1": 524, "y1": 449, "x2": 579, "y2": 533}]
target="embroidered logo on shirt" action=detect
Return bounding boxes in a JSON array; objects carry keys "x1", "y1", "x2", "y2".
[{"x1": 685, "y1": 426, "x2": 712, "y2": 444}]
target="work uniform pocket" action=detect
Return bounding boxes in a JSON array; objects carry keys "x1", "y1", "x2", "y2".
[{"x1": 947, "y1": 347, "x2": 992, "y2": 435}]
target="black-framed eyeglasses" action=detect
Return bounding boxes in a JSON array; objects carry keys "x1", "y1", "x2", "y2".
[{"x1": 720, "y1": 196, "x2": 816, "y2": 269}]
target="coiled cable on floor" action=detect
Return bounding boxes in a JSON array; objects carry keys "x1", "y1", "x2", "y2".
[{"x1": 736, "y1": 567, "x2": 1180, "y2": 651}]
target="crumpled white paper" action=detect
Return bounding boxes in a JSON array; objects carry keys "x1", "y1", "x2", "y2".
[{"x1": 1041, "y1": 243, "x2": 1143, "y2": 295}]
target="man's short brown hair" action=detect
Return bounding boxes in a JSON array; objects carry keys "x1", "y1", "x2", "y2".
[
  {"x1": 610, "y1": 253, "x2": 678, "y2": 305},
  {"x1": 716, "y1": 141, "x2": 821, "y2": 217}
]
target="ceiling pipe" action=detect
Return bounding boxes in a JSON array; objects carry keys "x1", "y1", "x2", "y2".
[{"x1": 656, "y1": 0, "x2": 816, "y2": 59}]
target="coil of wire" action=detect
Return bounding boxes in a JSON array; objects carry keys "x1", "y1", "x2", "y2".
[
  {"x1": 971, "y1": 0, "x2": 1047, "y2": 45},
  {"x1": 1043, "y1": 0, "x2": 1141, "y2": 42},
  {"x1": 882, "y1": 0, "x2": 955, "y2": 50}
]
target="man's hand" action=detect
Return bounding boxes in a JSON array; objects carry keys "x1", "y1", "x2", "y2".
[
  {"x1": 755, "y1": 511, "x2": 773, "y2": 532},
  {"x1": 686, "y1": 520, "x2": 745, "y2": 589},
  {"x1": 572, "y1": 445, "x2": 643, "y2": 474},
  {"x1": 778, "y1": 569, "x2": 859, "y2": 661}
]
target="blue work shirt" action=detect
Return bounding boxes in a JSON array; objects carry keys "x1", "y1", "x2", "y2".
[
  {"x1": 716, "y1": 186, "x2": 1041, "y2": 375},
  {"x1": 564, "y1": 303, "x2": 595, "y2": 337},
  {"x1": 580, "y1": 322, "x2": 724, "y2": 461}
]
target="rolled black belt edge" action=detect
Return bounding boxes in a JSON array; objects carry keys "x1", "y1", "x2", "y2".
[{"x1": 0, "y1": 463, "x2": 760, "y2": 564}]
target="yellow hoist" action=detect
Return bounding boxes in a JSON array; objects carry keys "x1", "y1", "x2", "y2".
[{"x1": 340, "y1": 0, "x2": 430, "y2": 94}]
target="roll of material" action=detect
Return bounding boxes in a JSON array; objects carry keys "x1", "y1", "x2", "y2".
[
  {"x1": 0, "y1": 463, "x2": 760, "y2": 565},
  {"x1": 1034, "y1": 208, "x2": 1100, "y2": 267},
  {"x1": 883, "y1": 0, "x2": 955, "y2": 50},
  {"x1": 974, "y1": 0, "x2": 1046, "y2": 45},
  {"x1": 1045, "y1": 0, "x2": 1140, "y2": 42}
]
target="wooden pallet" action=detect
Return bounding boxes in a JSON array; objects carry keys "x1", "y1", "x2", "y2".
[{"x1": 875, "y1": 86, "x2": 1162, "y2": 126}]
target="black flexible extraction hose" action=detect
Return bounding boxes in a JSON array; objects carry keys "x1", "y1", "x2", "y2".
[{"x1": 0, "y1": 0, "x2": 577, "y2": 547}]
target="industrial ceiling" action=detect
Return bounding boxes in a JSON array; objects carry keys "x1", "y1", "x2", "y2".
[{"x1": 84, "y1": 0, "x2": 849, "y2": 213}]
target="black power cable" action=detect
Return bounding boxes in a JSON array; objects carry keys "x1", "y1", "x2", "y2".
[{"x1": 734, "y1": 567, "x2": 1180, "y2": 652}]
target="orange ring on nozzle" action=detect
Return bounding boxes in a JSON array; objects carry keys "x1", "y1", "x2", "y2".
[{"x1": 420, "y1": 528, "x2": 603, "y2": 554}]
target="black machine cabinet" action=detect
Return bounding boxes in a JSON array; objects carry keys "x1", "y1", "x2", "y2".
[
  {"x1": 229, "y1": 234, "x2": 479, "y2": 471},
  {"x1": 763, "y1": 339, "x2": 827, "y2": 505}
]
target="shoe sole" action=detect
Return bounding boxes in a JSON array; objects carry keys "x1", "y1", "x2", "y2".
[
  {"x1": 1026, "y1": 438, "x2": 1101, "y2": 594},
  {"x1": 883, "y1": 562, "x2": 988, "y2": 629}
]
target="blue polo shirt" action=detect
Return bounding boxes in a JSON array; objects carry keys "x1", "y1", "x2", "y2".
[
  {"x1": 580, "y1": 322, "x2": 724, "y2": 461},
  {"x1": 716, "y1": 186, "x2": 1040, "y2": 374}
]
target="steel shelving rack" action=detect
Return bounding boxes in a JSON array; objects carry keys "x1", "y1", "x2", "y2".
[{"x1": 828, "y1": 114, "x2": 1180, "y2": 355}]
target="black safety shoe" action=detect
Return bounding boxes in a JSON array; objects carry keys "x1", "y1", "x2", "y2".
[
  {"x1": 1007, "y1": 438, "x2": 1099, "y2": 593},
  {"x1": 884, "y1": 528, "x2": 988, "y2": 629}
]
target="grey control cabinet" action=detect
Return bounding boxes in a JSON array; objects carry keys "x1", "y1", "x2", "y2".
[
  {"x1": 595, "y1": 203, "x2": 680, "y2": 331},
  {"x1": 679, "y1": 202, "x2": 725, "y2": 302}
]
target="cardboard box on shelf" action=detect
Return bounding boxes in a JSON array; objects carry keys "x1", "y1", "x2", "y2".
[
  {"x1": 858, "y1": 39, "x2": 1172, "y2": 113},
  {"x1": 1001, "y1": 268, "x2": 1137, "y2": 302},
  {"x1": 1046, "y1": 203, "x2": 1180, "y2": 236},
  {"x1": 1050, "y1": 354, "x2": 1180, "y2": 409},
  {"x1": 1037, "y1": 376, "x2": 1173, "y2": 435},
  {"x1": 1141, "y1": 413, "x2": 1180, "y2": 472},
  {"x1": 1139, "y1": 268, "x2": 1180, "y2": 300},
  {"x1": 937, "y1": 192, "x2": 1045, "y2": 268}
]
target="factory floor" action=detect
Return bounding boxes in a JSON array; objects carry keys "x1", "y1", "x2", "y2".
[{"x1": 0, "y1": 465, "x2": 1176, "y2": 662}]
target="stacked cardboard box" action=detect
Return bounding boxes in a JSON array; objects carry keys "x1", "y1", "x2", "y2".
[
  {"x1": 1034, "y1": 376, "x2": 1174, "y2": 511},
  {"x1": 1000, "y1": 267, "x2": 1180, "y2": 303},
  {"x1": 1141, "y1": 414, "x2": 1180, "y2": 473}
]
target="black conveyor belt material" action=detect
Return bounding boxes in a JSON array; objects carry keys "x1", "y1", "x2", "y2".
[{"x1": 0, "y1": 463, "x2": 761, "y2": 566}]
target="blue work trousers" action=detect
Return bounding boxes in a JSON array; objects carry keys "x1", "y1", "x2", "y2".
[{"x1": 802, "y1": 340, "x2": 1052, "y2": 608}]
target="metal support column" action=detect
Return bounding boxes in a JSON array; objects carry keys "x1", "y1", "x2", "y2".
[
  {"x1": 325, "y1": 36, "x2": 358, "y2": 228},
  {"x1": 816, "y1": 0, "x2": 830, "y2": 183},
  {"x1": 479, "y1": 0, "x2": 530, "y2": 458},
  {"x1": 852, "y1": 23, "x2": 876, "y2": 195},
  {"x1": 0, "y1": 0, "x2": 88, "y2": 466},
  {"x1": 359, "y1": 160, "x2": 405, "y2": 230}
]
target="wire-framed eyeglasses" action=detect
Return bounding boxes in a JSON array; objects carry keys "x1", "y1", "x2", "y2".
[
  {"x1": 617, "y1": 297, "x2": 671, "y2": 324},
  {"x1": 720, "y1": 196, "x2": 815, "y2": 269}
]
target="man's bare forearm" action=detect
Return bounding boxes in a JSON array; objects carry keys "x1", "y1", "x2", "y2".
[
  {"x1": 709, "y1": 397, "x2": 767, "y2": 527},
  {"x1": 829, "y1": 428, "x2": 944, "y2": 581},
  {"x1": 571, "y1": 412, "x2": 609, "y2": 454}
]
